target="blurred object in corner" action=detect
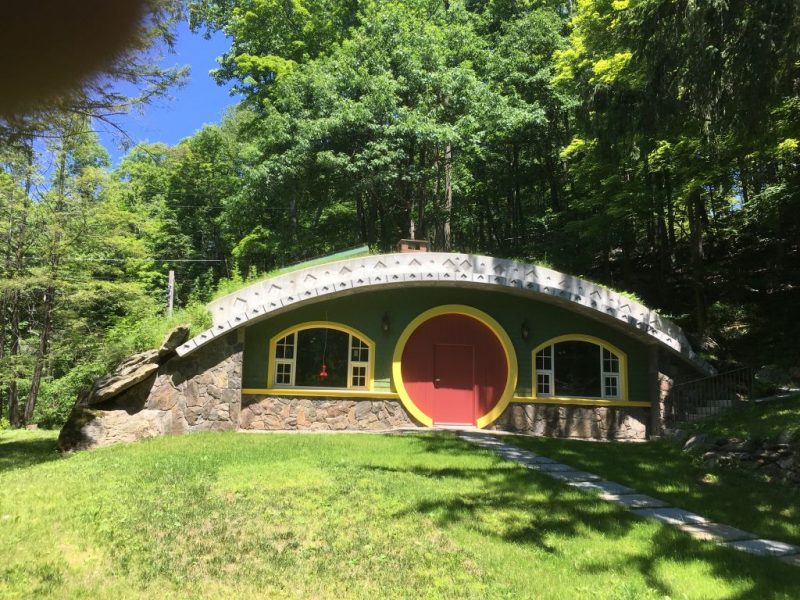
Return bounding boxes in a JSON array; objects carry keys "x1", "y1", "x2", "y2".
[{"x1": 0, "y1": 0, "x2": 161, "y2": 118}]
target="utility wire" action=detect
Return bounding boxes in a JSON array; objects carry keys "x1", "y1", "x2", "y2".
[
  {"x1": 19, "y1": 257, "x2": 224, "y2": 263},
  {"x1": 61, "y1": 258, "x2": 225, "y2": 263}
]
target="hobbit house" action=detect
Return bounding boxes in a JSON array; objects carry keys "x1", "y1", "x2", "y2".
[{"x1": 59, "y1": 250, "x2": 711, "y2": 450}]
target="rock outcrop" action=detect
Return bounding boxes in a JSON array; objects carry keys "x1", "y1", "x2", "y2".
[
  {"x1": 82, "y1": 325, "x2": 190, "y2": 406},
  {"x1": 87, "y1": 350, "x2": 161, "y2": 405},
  {"x1": 58, "y1": 326, "x2": 243, "y2": 452},
  {"x1": 669, "y1": 428, "x2": 800, "y2": 487},
  {"x1": 157, "y1": 324, "x2": 190, "y2": 358}
]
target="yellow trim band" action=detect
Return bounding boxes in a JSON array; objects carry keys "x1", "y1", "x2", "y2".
[
  {"x1": 391, "y1": 304, "x2": 518, "y2": 429},
  {"x1": 267, "y1": 321, "x2": 376, "y2": 390},
  {"x1": 512, "y1": 396, "x2": 650, "y2": 408},
  {"x1": 243, "y1": 388, "x2": 400, "y2": 399},
  {"x1": 531, "y1": 333, "x2": 629, "y2": 402}
]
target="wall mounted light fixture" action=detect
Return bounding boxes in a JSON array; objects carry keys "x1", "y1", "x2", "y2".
[
  {"x1": 521, "y1": 319, "x2": 530, "y2": 341},
  {"x1": 381, "y1": 312, "x2": 391, "y2": 334}
]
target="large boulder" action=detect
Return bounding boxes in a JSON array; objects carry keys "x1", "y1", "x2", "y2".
[
  {"x1": 59, "y1": 408, "x2": 171, "y2": 451},
  {"x1": 158, "y1": 324, "x2": 190, "y2": 359},
  {"x1": 682, "y1": 433, "x2": 710, "y2": 453},
  {"x1": 84, "y1": 325, "x2": 191, "y2": 406},
  {"x1": 59, "y1": 328, "x2": 243, "y2": 452},
  {"x1": 755, "y1": 365, "x2": 793, "y2": 393},
  {"x1": 87, "y1": 349, "x2": 160, "y2": 405}
]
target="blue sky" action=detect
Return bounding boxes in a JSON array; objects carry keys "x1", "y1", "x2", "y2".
[{"x1": 97, "y1": 20, "x2": 241, "y2": 165}]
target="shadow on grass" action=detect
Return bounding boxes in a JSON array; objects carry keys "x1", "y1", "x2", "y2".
[
  {"x1": 0, "y1": 432, "x2": 62, "y2": 474},
  {"x1": 507, "y1": 435, "x2": 800, "y2": 546},
  {"x1": 373, "y1": 433, "x2": 800, "y2": 599}
]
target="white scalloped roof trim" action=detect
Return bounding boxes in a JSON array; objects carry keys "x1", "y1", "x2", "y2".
[{"x1": 177, "y1": 252, "x2": 710, "y2": 372}]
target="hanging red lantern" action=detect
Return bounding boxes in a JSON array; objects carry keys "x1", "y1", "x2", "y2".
[{"x1": 319, "y1": 363, "x2": 328, "y2": 379}]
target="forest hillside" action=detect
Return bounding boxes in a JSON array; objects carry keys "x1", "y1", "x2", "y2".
[{"x1": 1, "y1": 0, "x2": 798, "y2": 428}]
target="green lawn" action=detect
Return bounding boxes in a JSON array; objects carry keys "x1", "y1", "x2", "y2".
[
  {"x1": 1, "y1": 430, "x2": 798, "y2": 599},
  {"x1": 507, "y1": 435, "x2": 800, "y2": 547},
  {"x1": 686, "y1": 393, "x2": 800, "y2": 440}
]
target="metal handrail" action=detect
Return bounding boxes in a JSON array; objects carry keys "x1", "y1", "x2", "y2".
[{"x1": 668, "y1": 367, "x2": 755, "y2": 425}]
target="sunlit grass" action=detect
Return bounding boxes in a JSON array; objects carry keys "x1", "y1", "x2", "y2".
[
  {"x1": 1, "y1": 430, "x2": 798, "y2": 599},
  {"x1": 211, "y1": 245, "x2": 372, "y2": 300},
  {"x1": 687, "y1": 393, "x2": 800, "y2": 440},
  {"x1": 508, "y1": 435, "x2": 800, "y2": 545}
]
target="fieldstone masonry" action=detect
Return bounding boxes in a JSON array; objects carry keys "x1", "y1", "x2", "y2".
[
  {"x1": 491, "y1": 403, "x2": 649, "y2": 440},
  {"x1": 240, "y1": 396, "x2": 415, "y2": 431},
  {"x1": 59, "y1": 331, "x2": 243, "y2": 451}
]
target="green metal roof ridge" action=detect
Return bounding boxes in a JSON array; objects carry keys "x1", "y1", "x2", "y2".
[{"x1": 211, "y1": 245, "x2": 371, "y2": 301}]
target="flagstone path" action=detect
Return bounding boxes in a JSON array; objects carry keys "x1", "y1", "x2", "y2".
[{"x1": 458, "y1": 431, "x2": 800, "y2": 567}]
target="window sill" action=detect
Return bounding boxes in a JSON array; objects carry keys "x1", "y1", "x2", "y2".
[
  {"x1": 512, "y1": 396, "x2": 650, "y2": 408},
  {"x1": 243, "y1": 387, "x2": 400, "y2": 400}
]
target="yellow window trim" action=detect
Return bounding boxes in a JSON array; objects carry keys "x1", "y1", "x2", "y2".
[
  {"x1": 243, "y1": 388, "x2": 400, "y2": 400},
  {"x1": 511, "y1": 396, "x2": 650, "y2": 408},
  {"x1": 391, "y1": 304, "x2": 518, "y2": 429},
  {"x1": 531, "y1": 333, "x2": 630, "y2": 402},
  {"x1": 267, "y1": 321, "x2": 376, "y2": 391}
]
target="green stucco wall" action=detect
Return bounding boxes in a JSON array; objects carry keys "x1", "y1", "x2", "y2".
[{"x1": 241, "y1": 287, "x2": 654, "y2": 401}]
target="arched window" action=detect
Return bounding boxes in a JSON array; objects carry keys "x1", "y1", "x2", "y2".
[
  {"x1": 534, "y1": 336, "x2": 625, "y2": 400},
  {"x1": 270, "y1": 324, "x2": 373, "y2": 390}
]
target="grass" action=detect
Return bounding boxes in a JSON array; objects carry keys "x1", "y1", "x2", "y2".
[
  {"x1": 0, "y1": 429, "x2": 63, "y2": 473},
  {"x1": 507, "y1": 435, "x2": 800, "y2": 546},
  {"x1": 212, "y1": 245, "x2": 372, "y2": 300},
  {"x1": 2, "y1": 430, "x2": 799, "y2": 599},
  {"x1": 685, "y1": 393, "x2": 800, "y2": 440}
]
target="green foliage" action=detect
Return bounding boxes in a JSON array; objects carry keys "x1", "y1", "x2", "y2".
[
  {"x1": 34, "y1": 364, "x2": 103, "y2": 430},
  {"x1": 32, "y1": 302, "x2": 211, "y2": 429},
  {"x1": 104, "y1": 302, "x2": 212, "y2": 362},
  {"x1": 4, "y1": 0, "x2": 800, "y2": 429},
  {"x1": 213, "y1": 245, "x2": 372, "y2": 299}
]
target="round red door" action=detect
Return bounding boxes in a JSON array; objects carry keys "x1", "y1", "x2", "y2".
[{"x1": 400, "y1": 313, "x2": 509, "y2": 425}]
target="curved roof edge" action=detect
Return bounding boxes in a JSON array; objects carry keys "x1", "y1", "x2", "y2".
[{"x1": 177, "y1": 252, "x2": 713, "y2": 374}]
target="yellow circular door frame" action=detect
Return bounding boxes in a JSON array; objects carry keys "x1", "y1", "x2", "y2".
[{"x1": 391, "y1": 304, "x2": 518, "y2": 428}]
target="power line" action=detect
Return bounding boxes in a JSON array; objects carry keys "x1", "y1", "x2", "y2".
[
  {"x1": 62, "y1": 258, "x2": 225, "y2": 263},
  {"x1": 19, "y1": 256, "x2": 225, "y2": 263}
]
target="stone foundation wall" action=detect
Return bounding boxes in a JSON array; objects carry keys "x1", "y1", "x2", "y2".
[
  {"x1": 144, "y1": 331, "x2": 243, "y2": 433},
  {"x1": 239, "y1": 396, "x2": 416, "y2": 431},
  {"x1": 491, "y1": 403, "x2": 649, "y2": 440},
  {"x1": 657, "y1": 350, "x2": 709, "y2": 428},
  {"x1": 59, "y1": 332, "x2": 243, "y2": 450},
  {"x1": 657, "y1": 373, "x2": 674, "y2": 432}
]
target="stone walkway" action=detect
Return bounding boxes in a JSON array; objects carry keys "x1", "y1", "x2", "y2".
[{"x1": 458, "y1": 431, "x2": 800, "y2": 567}]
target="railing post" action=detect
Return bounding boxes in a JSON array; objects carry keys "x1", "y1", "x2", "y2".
[
  {"x1": 648, "y1": 345, "x2": 661, "y2": 437},
  {"x1": 669, "y1": 366, "x2": 755, "y2": 425}
]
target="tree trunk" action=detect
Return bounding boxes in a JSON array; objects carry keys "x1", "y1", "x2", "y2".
[
  {"x1": 512, "y1": 144, "x2": 525, "y2": 248},
  {"x1": 545, "y1": 148, "x2": 560, "y2": 212},
  {"x1": 366, "y1": 192, "x2": 378, "y2": 247},
  {"x1": 687, "y1": 185, "x2": 708, "y2": 336},
  {"x1": 0, "y1": 292, "x2": 5, "y2": 422},
  {"x1": 442, "y1": 143, "x2": 452, "y2": 250},
  {"x1": 665, "y1": 169, "x2": 676, "y2": 255},
  {"x1": 356, "y1": 193, "x2": 368, "y2": 244},
  {"x1": 24, "y1": 287, "x2": 53, "y2": 424},
  {"x1": 656, "y1": 173, "x2": 669, "y2": 302},
  {"x1": 7, "y1": 300, "x2": 20, "y2": 427},
  {"x1": 417, "y1": 146, "x2": 427, "y2": 240},
  {"x1": 738, "y1": 156, "x2": 749, "y2": 206}
]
